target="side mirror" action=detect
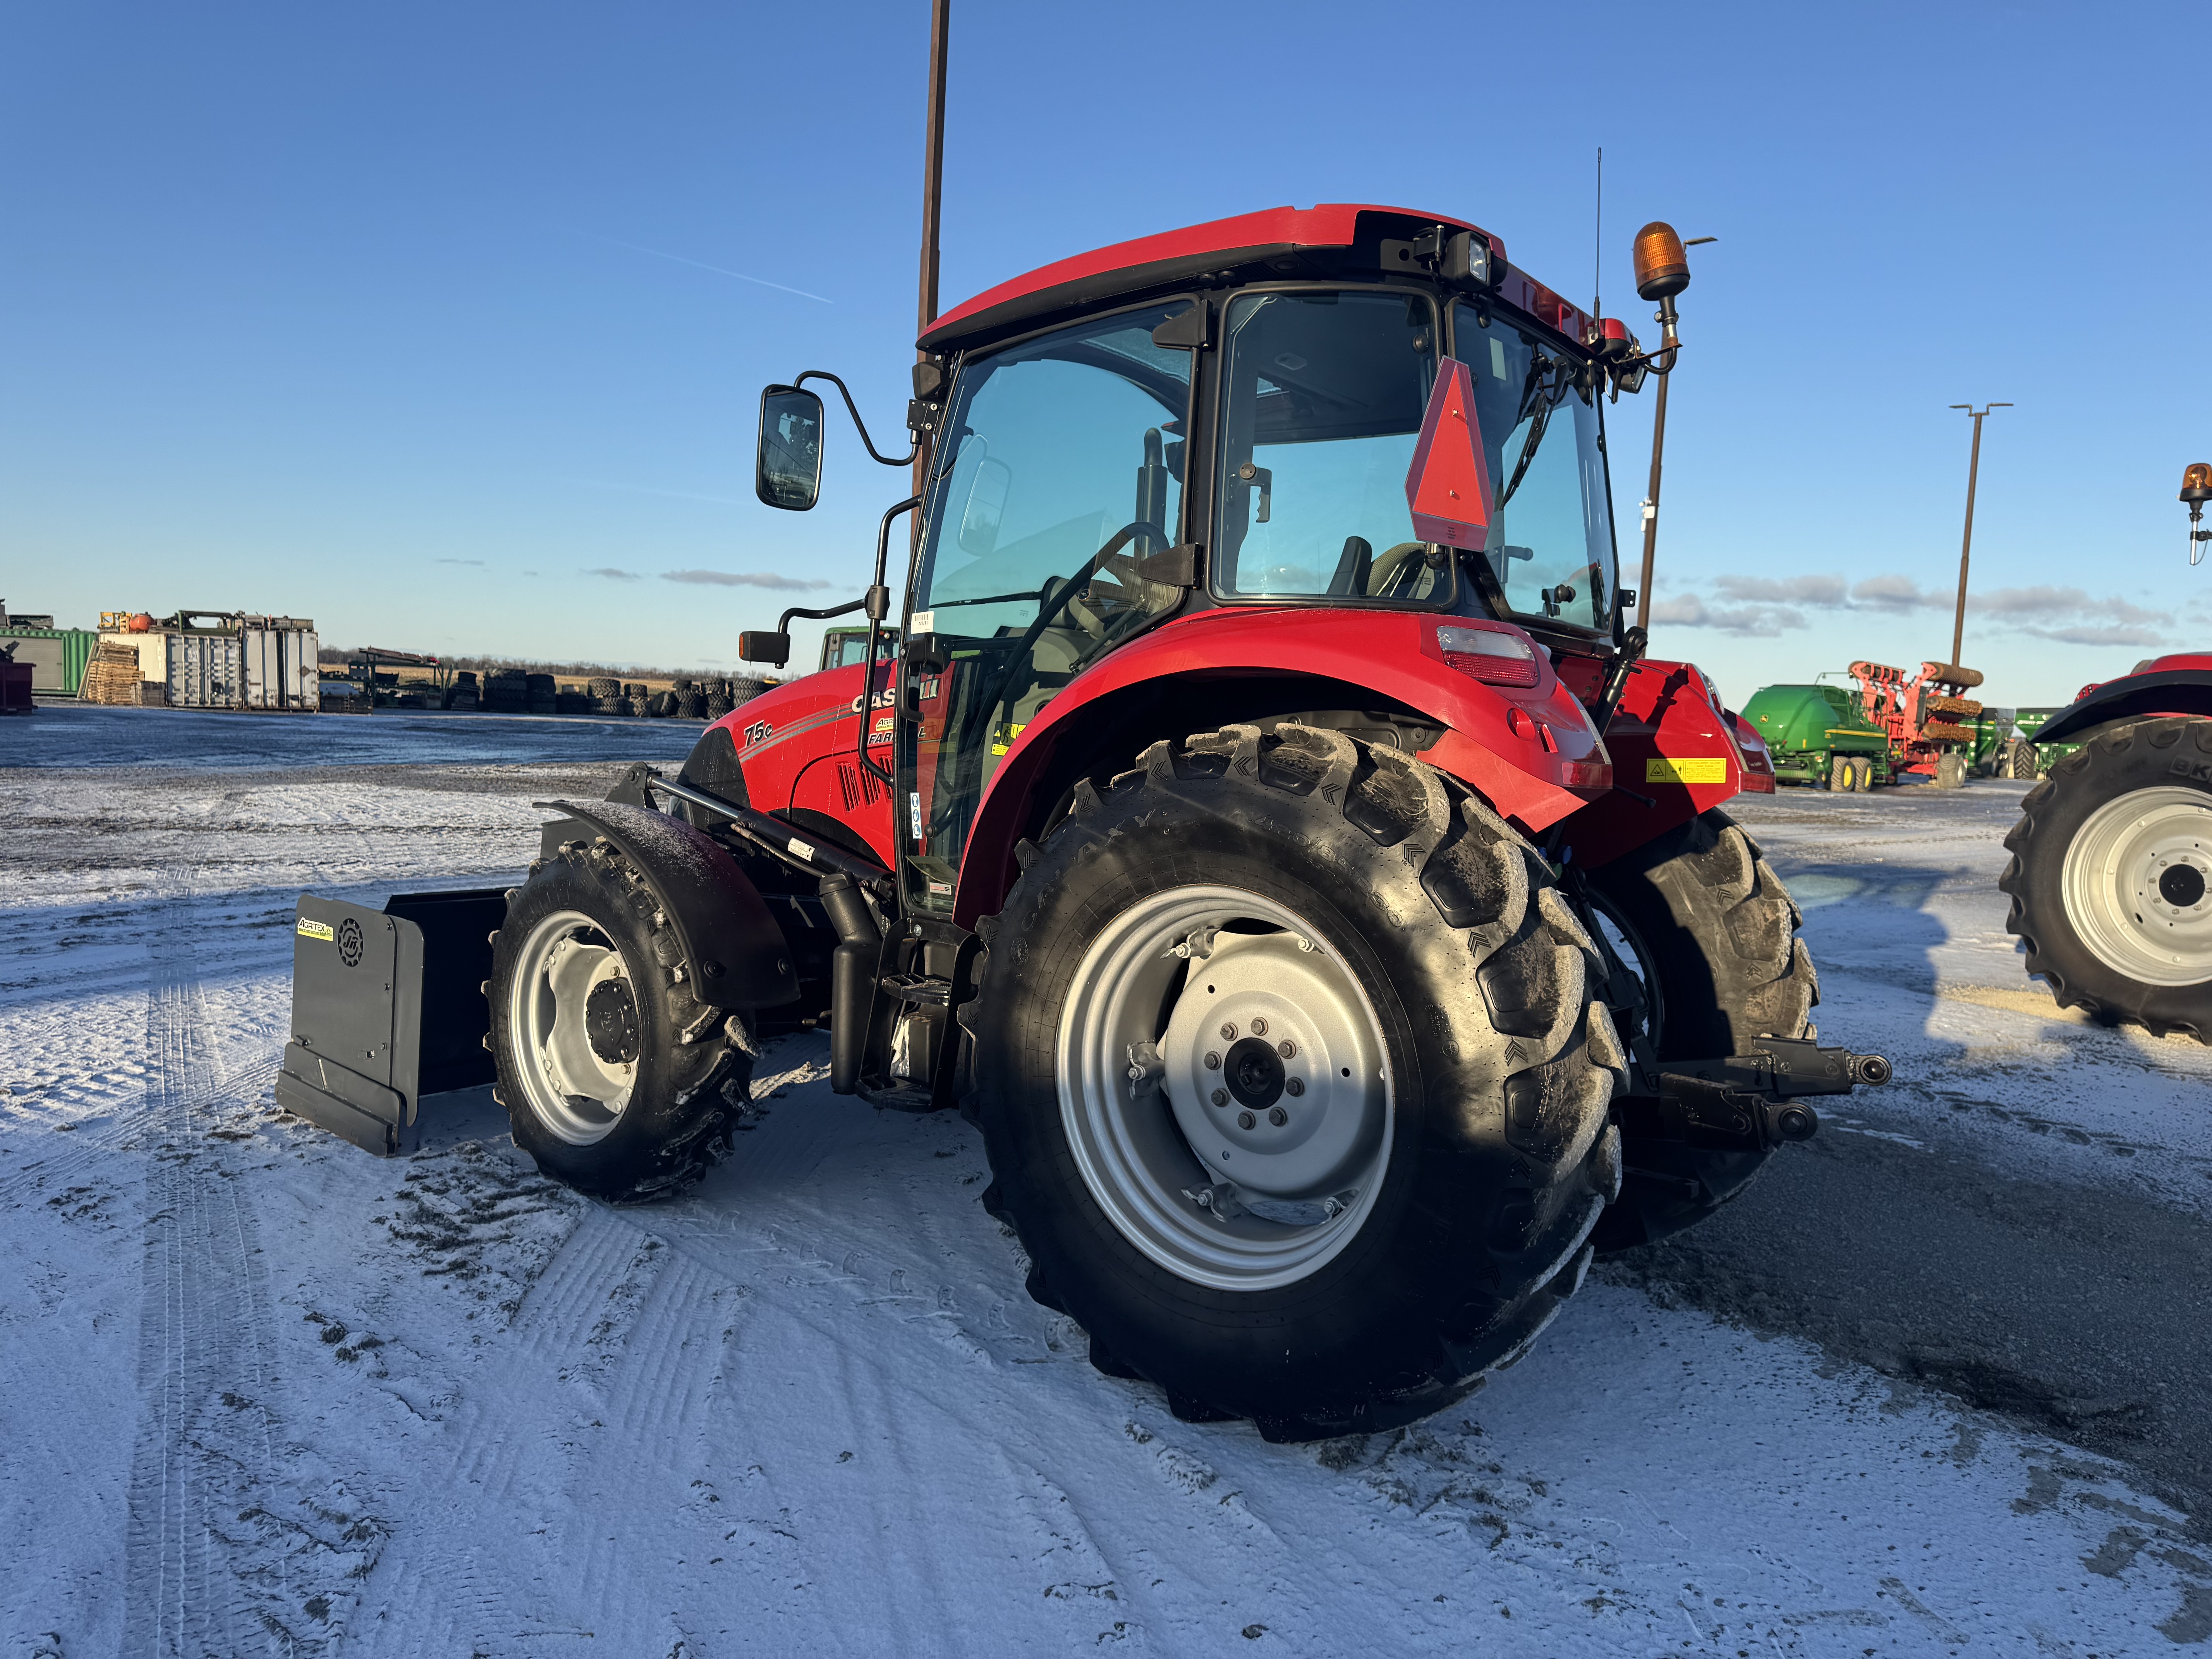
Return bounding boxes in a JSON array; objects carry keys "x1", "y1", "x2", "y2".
[
  {"x1": 756, "y1": 385, "x2": 824, "y2": 511},
  {"x1": 738, "y1": 630, "x2": 791, "y2": 666}
]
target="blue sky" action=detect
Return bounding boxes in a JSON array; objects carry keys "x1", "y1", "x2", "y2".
[{"x1": 3, "y1": 1, "x2": 2203, "y2": 704}]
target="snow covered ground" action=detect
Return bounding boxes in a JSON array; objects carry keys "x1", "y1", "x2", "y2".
[{"x1": 2, "y1": 707, "x2": 2208, "y2": 1655}]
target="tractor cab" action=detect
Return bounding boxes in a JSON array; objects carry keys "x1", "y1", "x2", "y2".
[{"x1": 749, "y1": 206, "x2": 1649, "y2": 919}]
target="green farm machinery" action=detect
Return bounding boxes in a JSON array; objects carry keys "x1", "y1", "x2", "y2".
[{"x1": 1740, "y1": 683, "x2": 1891, "y2": 790}]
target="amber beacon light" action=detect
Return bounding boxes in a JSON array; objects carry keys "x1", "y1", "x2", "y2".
[
  {"x1": 1632, "y1": 222, "x2": 1692, "y2": 301},
  {"x1": 2184, "y1": 462, "x2": 2212, "y2": 565}
]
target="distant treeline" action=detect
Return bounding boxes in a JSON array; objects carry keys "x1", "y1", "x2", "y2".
[{"x1": 316, "y1": 647, "x2": 716, "y2": 679}]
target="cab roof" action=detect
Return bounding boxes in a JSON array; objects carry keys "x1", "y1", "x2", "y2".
[{"x1": 918, "y1": 203, "x2": 1595, "y2": 356}]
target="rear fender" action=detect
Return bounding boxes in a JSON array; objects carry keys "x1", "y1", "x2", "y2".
[
  {"x1": 953, "y1": 606, "x2": 1608, "y2": 926},
  {"x1": 2032, "y1": 672, "x2": 2212, "y2": 746},
  {"x1": 536, "y1": 799, "x2": 800, "y2": 1008},
  {"x1": 1551, "y1": 656, "x2": 1748, "y2": 870}
]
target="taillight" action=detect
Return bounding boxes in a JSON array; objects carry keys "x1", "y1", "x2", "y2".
[
  {"x1": 1562, "y1": 760, "x2": 1611, "y2": 790},
  {"x1": 1437, "y1": 624, "x2": 1539, "y2": 688}
]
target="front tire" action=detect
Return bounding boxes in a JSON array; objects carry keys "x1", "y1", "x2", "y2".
[
  {"x1": 1585, "y1": 811, "x2": 1819, "y2": 1253},
  {"x1": 489, "y1": 836, "x2": 755, "y2": 1202},
  {"x1": 2001, "y1": 718, "x2": 2212, "y2": 1040},
  {"x1": 964, "y1": 725, "x2": 1624, "y2": 1440}
]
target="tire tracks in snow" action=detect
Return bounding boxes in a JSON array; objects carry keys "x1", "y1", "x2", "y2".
[{"x1": 119, "y1": 805, "x2": 385, "y2": 1657}]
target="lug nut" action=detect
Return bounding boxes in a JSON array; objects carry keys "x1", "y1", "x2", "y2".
[
  {"x1": 1268, "y1": 1106, "x2": 1288, "y2": 1127},
  {"x1": 1220, "y1": 1022, "x2": 1237, "y2": 1042},
  {"x1": 1285, "y1": 1077, "x2": 1305, "y2": 1096},
  {"x1": 1204, "y1": 1051, "x2": 1221, "y2": 1070},
  {"x1": 1211, "y1": 1088, "x2": 1228, "y2": 1107},
  {"x1": 1276, "y1": 1039, "x2": 1296, "y2": 1058},
  {"x1": 1250, "y1": 1017, "x2": 1269, "y2": 1036},
  {"x1": 1237, "y1": 1111, "x2": 1256, "y2": 1130}
]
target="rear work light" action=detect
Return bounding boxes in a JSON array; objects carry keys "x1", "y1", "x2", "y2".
[{"x1": 1437, "y1": 624, "x2": 1539, "y2": 688}]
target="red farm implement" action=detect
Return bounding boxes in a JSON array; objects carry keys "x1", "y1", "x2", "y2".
[{"x1": 1848, "y1": 659, "x2": 1985, "y2": 788}]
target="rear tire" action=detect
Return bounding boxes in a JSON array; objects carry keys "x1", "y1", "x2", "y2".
[
  {"x1": 963, "y1": 724, "x2": 1624, "y2": 1439},
  {"x1": 1828, "y1": 754, "x2": 1853, "y2": 793},
  {"x1": 1851, "y1": 756, "x2": 1875, "y2": 791},
  {"x1": 1585, "y1": 811, "x2": 1819, "y2": 1253},
  {"x1": 1934, "y1": 749, "x2": 1967, "y2": 788},
  {"x1": 489, "y1": 838, "x2": 755, "y2": 1202},
  {"x1": 2000, "y1": 717, "x2": 2212, "y2": 1040}
]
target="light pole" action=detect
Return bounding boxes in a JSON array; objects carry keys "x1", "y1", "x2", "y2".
[
  {"x1": 1946, "y1": 402, "x2": 2011, "y2": 666},
  {"x1": 912, "y1": 0, "x2": 951, "y2": 520}
]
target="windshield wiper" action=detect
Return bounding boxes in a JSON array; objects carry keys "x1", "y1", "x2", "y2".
[{"x1": 1495, "y1": 356, "x2": 1574, "y2": 512}]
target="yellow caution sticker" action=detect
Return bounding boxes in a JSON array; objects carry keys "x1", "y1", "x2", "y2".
[
  {"x1": 296, "y1": 917, "x2": 335, "y2": 941},
  {"x1": 1647, "y1": 756, "x2": 1729, "y2": 785}
]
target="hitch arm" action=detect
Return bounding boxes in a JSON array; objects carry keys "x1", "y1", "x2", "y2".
[{"x1": 1617, "y1": 1036, "x2": 1893, "y2": 1151}]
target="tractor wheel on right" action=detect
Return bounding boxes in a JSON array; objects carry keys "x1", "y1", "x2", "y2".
[
  {"x1": 2001, "y1": 717, "x2": 2212, "y2": 1039},
  {"x1": 1851, "y1": 756, "x2": 1877, "y2": 791},
  {"x1": 963, "y1": 724, "x2": 1623, "y2": 1441},
  {"x1": 1827, "y1": 753, "x2": 1853, "y2": 793},
  {"x1": 1584, "y1": 810, "x2": 1820, "y2": 1252},
  {"x1": 1934, "y1": 749, "x2": 1968, "y2": 788}
]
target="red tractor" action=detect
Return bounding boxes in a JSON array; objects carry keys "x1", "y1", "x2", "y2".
[
  {"x1": 2003, "y1": 464, "x2": 2212, "y2": 1036},
  {"x1": 280, "y1": 204, "x2": 1888, "y2": 1439}
]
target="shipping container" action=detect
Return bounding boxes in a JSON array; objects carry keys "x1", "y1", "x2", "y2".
[
  {"x1": 168, "y1": 632, "x2": 245, "y2": 709},
  {"x1": 0, "y1": 627, "x2": 97, "y2": 696},
  {"x1": 241, "y1": 624, "x2": 320, "y2": 710}
]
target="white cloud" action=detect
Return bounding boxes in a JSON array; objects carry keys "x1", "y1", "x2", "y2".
[{"x1": 661, "y1": 570, "x2": 833, "y2": 591}]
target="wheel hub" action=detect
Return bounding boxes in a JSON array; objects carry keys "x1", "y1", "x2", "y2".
[
  {"x1": 1220, "y1": 1036, "x2": 1285, "y2": 1109},
  {"x1": 585, "y1": 977, "x2": 641, "y2": 1065},
  {"x1": 1056, "y1": 886, "x2": 1391, "y2": 1291},
  {"x1": 2060, "y1": 786, "x2": 2212, "y2": 986}
]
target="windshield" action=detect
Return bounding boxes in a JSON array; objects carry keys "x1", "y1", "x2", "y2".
[
  {"x1": 1448, "y1": 301, "x2": 1616, "y2": 631},
  {"x1": 1212, "y1": 290, "x2": 1448, "y2": 603}
]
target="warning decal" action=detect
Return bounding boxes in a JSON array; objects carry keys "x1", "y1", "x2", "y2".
[
  {"x1": 296, "y1": 917, "x2": 335, "y2": 942},
  {"x1": 1646, "y1": 756, "x2": 1729, "y2": 785}
]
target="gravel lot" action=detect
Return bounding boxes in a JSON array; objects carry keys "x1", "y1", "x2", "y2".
[{"x1": 3, "y1": 706, "x2": 2207, "y2": 1655}]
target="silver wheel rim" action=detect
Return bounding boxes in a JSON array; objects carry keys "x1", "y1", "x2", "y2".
[
  {"x1": 1056, "y1": 884, "x2": 1393, "y2": 1291},
  {"x1": 505, "y1": 907, "x2": 639, "y2": 1144},
  {"x1": 2060, "y1": 786, "x2": 2212, "y2": 986}
]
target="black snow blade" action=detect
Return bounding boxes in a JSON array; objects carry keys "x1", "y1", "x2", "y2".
[{"x1": 275, "y1": 889, "x2": 507, "y2": 1156}]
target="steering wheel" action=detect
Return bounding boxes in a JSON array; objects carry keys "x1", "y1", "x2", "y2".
[
  {"x1": 983, "y1": 521, "x2": 1159, "y2": 723},
  {"x1": 1366, "y1": 542, "x2": 1435, "y2": 598}
]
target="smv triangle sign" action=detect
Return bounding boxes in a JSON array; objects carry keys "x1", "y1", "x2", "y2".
[{"x1": 1404, "y1": 357, "x2": 1493, "y2": 550}]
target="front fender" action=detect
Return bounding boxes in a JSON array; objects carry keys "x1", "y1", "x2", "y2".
[
  {"x1": 2033, "y1": 671, "x2": 2212, "y2": 746},
  {"x1": 955, "y1": 606, "x2": 1609, "y2": 925},
  {"x1": 537, "y1": 799, "x2": 799, "y2": 1008}
]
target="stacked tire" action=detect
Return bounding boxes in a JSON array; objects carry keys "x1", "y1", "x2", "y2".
[
  {"x1": 588, "y1": 675, "x2": 626, "y2": 716},
  {"x1": 444, "y1": 671, "x2": 479, "y2": 712},
  {"x1": 646, "y1": 690, "x2": 677, "y2": 718},
  {"x1": 728, "y1": 675, "x2": 768, "y2": 706},
  {"x1": 556, "y1": 690, "x2": 591, "y2": 715},
  {"x1": 526, "y1": 672, "x2": 557, "y2": 715},
  {"x1": 485, "y1": 671, "x2": 529, "y2": 714}
]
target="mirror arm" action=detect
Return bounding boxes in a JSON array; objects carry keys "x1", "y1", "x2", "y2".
[
  {"x1": 858, "y1": 496, "x2": 922, "y2": 787},
  {"x1": 773, "y1": 596, "x2": 866, "y2": 634},
  {"x1": 794, "y1": 370, "x2": 921, "y2": 468}
]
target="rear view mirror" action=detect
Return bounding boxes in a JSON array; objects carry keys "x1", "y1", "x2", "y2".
[
  {"x1": 756, "y1": 386, "x2": 824, "y2": 511},
  {"x1": 738, "y1": 630, "x2": 791, "y2": 666}
]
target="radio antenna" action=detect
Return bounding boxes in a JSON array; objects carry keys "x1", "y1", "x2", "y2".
[{"x1": 1592, "y1": 146, "x2": 1602, "y2": 323}]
